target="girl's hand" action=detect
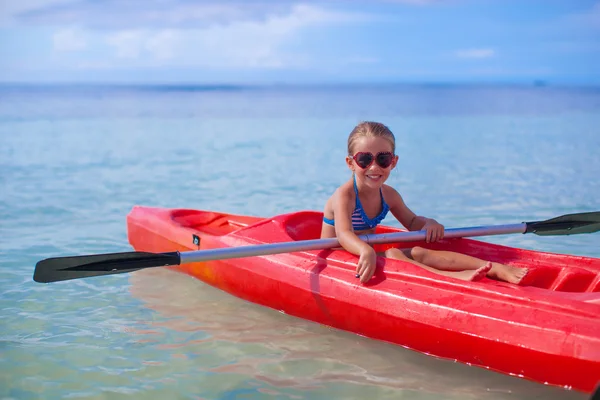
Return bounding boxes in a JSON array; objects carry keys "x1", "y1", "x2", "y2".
[
  {"x1": 356, "y1": 247, "x2": 377, "y2": 283},
  {"x1": 422, "y1": 219, "x2": 444, "y2": 242}
]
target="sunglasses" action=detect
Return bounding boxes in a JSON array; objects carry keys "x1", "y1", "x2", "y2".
[{"x1": 350, "y1": 151, "x2": 395, "y2": 169}]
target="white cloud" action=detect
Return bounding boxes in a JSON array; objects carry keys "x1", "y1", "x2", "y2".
[
  {"x1": 53, "y1": 28, "x2": 87, "y2": 51},
  {"x1": 185, "y1": 4, "x2": 353, "y2": 68},
  {"x1": 98, "y1": 4, "x2": 354, "y2": 68},
  {"x1": 6, "y1": 0, "x2": 351, "y2": 29},
  {"x1": 144, "y1": 30, "x2": 180, "y2": 60},
  {"x1": 455, "y1": 48, "x2": 496, "y2": 59},
  {"x1": 106, "y1": 31, "x2": 145, "y2": 59}
]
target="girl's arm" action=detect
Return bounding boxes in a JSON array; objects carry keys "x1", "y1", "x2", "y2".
[
  {"x1": 385, "y1": 186, "x2": 420, "y2": 229},
  {"x1": 385, "y1": 186, "x2": 444, "y2": 242},
  {"x1": 332, "y1": 187, "x2": 378, "y2": 283},
  {"x1": 331, "y1": 188, "x2": 372, "y2": 255}
]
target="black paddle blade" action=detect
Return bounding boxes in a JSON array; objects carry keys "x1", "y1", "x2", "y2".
[
  {"x1": 33, "y1": 251, "x2": 181, "y2": 283},
  {"x1": 526, "y1": 211, "x2": 600, "y2": 236},
  {"x1": 591, "y1": 382, "x2": 600, "y2": 400}
]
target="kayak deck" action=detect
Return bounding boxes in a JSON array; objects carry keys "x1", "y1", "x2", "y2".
[{"x1": 127, "y1": 206, "x2": 600, "y2": 393}]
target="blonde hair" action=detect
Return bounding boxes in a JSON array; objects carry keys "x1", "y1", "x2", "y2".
[{"x1": 347, "y1": 121, "x2": 396, "y2": 155}]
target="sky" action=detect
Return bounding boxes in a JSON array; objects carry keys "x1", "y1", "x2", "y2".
[{"x1": 0, "y1": 0, "x2": 598, "y2": 85}]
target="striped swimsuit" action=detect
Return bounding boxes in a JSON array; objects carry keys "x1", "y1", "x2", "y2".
[{"x1": 323, "y1": 175, "x2": 390, "y2": 231}]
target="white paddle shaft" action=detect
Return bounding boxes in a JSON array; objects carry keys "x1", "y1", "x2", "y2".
[{"x1": 179, "y1": 223, "x2": 527, "y2": 264}]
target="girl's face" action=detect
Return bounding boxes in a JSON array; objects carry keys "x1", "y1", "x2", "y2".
[{"x1": 346, "y1": 136, "x2": 398, "y2": 189}]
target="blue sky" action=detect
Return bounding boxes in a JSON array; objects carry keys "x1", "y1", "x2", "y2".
[{"x1": 0, "y1": 0, "x2": 598, "y2": 84}]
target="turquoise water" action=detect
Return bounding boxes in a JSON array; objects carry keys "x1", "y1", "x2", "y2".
[{"x1": 1, "y1": 84, "x2": 599, "y2": 399}]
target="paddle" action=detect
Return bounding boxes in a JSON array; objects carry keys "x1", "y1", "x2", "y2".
[{"x1": 33, "y1": 211, "x2": 600, "y2": 284}]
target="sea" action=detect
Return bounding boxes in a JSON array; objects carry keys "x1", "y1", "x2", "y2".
[{"x1": 1, "y1": 83, "x2": 599, "y2": 399}]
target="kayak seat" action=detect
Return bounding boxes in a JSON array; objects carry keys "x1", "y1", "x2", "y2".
[{"x1": 283, "y1": 211, "x2": 323, "y2": 241}]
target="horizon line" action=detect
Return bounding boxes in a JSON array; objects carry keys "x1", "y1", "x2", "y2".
[{"x1": 1, "y1": 80, "x2": 599, "y2": 89}]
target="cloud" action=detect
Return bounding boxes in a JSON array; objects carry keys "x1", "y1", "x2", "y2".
[
  {"x1": 144, "y1": 30, "x2": 180, "y2": 60},
  {"x1": 53, "y1": 28, "x2": 87, "y2": 51},
  {"x1": 9, "y1": 1, "x2": 363, "y2": 69},
  {"x1": 455, "y1": 48, "x2": 496, "y2": 59},
  {"x1": 7, "y1": 0, "x2": 340, "y2": 29},
  {"x1": 3, "y1": 0, "x2": 440, "y2": 29},
  {"x1": 104, "y1": 29, "x2": 181, "y2": 60},
  {"x1": 106, "y1": 31, "x2": 146, "y2": 59},
  {"x1": 92, "y1": 4, "x2": 353, "y2": 68}
]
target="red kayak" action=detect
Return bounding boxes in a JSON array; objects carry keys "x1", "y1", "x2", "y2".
[{"x1": 126, "y1": 205, "x2": 600, "y2": 393}]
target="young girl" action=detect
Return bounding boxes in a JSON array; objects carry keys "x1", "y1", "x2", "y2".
[{"x1": 321, "y1": 121, "x2": 528, "y2": 284}]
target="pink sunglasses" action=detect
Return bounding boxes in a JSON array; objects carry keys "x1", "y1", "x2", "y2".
[{"x1": 350, "y1": 152, "x2": 395, "y2": 169}]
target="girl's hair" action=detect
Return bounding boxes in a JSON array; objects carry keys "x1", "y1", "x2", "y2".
[{"x1": 347, "y1": 121, "x2": 396, "y2": 155}]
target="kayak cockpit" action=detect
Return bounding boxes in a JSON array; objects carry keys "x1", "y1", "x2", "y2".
[
  {"x1": 279, "y1": 211, "x2": 600, "y2": 294},
  {"x1": 171, "y1": 209, "x2": 259, "y2": 236}
]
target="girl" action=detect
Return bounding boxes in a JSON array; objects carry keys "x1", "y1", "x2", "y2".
[{"x1": 321, "y1": 121, "x2": 528, "y2": 284}]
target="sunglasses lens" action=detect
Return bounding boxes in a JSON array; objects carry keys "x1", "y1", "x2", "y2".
[
  {"x1": 355, "y1": 153, "x2": 374, "y2": 168},
  {"x1": 377, "y1": 153, "x2": 393, "y2": 168}
]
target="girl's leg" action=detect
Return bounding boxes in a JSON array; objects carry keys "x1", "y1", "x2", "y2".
[
  {"x1": 408, "y1": 247, "x2": 528, "y2": 284},
  {"x1": 384, "y1": 248, "x2": 490, "y2": 282}
]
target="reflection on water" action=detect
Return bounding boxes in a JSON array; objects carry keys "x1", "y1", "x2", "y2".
[{"x1": 129, "y1": 268, "x2": 586, "y2": 399}]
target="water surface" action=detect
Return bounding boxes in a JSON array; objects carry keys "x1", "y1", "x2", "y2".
[{"x1": 1, "y1": 84, "x2": 598, "y2": 399}]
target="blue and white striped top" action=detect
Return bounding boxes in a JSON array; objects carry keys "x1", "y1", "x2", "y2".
[{"x1": 323, "y1": 175, "x2": 390, "y2": 231}]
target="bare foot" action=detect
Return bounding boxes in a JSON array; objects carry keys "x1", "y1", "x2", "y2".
[
  {"x1": 487, "y1": 262, "x2": 528, "y2": 284},
  {"x1": 451, "y1": 263, "x2": 492, "y2": 282}
]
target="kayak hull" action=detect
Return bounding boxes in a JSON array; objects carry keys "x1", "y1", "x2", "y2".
[{"x1": 126, "y1": 206, "x2": 600, "y2": 393}]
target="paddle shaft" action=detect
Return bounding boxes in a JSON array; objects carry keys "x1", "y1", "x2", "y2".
[{"x1": 179, "y1": 223, "x2": 527, "y2": 264}]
